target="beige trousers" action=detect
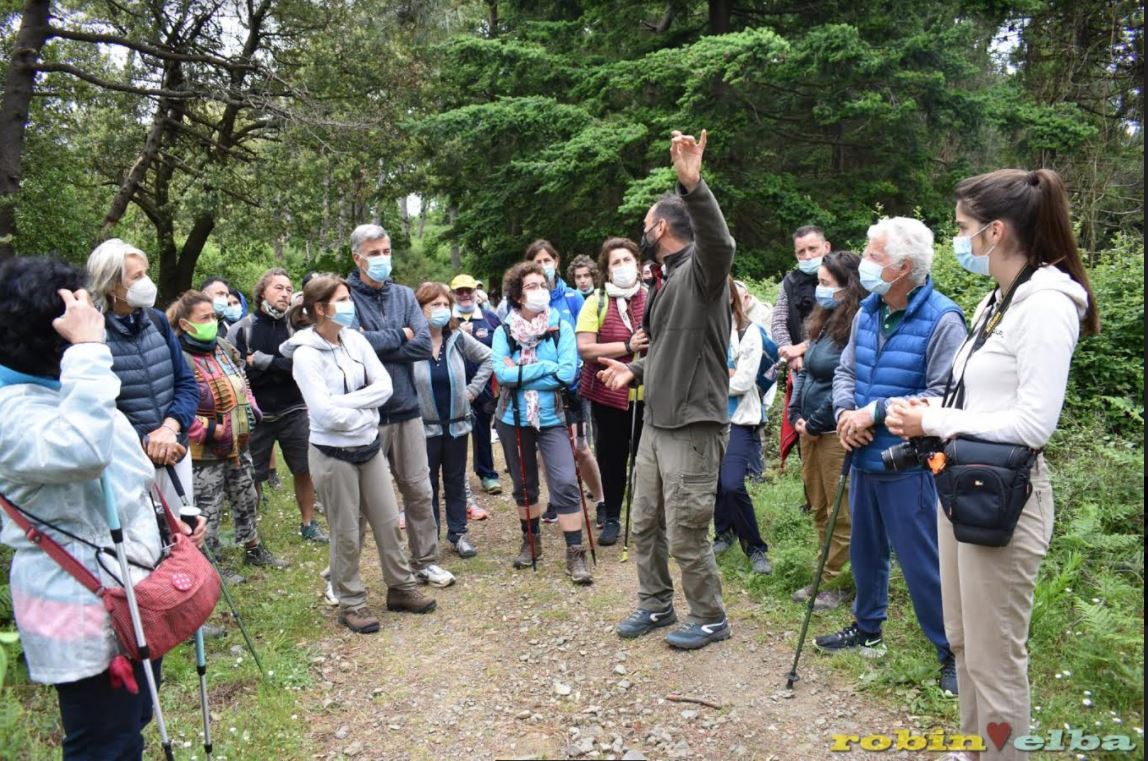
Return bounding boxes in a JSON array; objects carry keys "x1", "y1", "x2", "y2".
[
  {"x1": 799, "y1": 432, "x2": 852, "y2": 585},
  {"x1": 938, "y1": 456, "x2": 1054, "y2": 761},
  {"x1": 379, "y1": 418, "x2": 439, "y2": 569},
  {"x1": 309, "y1": 446, "x2": 416, "y2": 611}
]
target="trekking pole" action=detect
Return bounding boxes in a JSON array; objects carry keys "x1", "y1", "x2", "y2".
[
  {"x1": 510, "y1": 367, "x2": 537, "y2": 571},
  {"x1": 565, "y1": 418, "x2": 597, "y2": 566},
  {"x1": 620, "y1": 401, "x2": 639, "y2": 563},
  {"x1": 101, "y1": 475, "x2": 176, "y2": 761},
  {"x1": 177, "y1": 505, "x2": 215, "y2": 760},
  {"x1": 164, "y1": 466, "x2": 265, "y2": 676},
  {"x1": 786, "y1": 450, "x2": 853, "y2": 690}
]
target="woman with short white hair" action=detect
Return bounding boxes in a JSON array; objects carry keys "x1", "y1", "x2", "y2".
[{"x1": 87, "y1": 239, "x2": 200, "y2": 509}]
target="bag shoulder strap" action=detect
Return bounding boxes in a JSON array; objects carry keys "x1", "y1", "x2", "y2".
[{"x1": 0, "y1": 493, "x2": 105, "y2": 596}]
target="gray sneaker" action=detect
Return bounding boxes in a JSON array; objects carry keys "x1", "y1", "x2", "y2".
[
  {"x1": 665, "y1": 619, "x2": 732, "y2": 650},
  {"x1": 452, "y1": 536, "x2": 478, "y2": 559},
  {"x1": 813, "y1": 588, "x2": 849, "y2": 612},
  {"x1": 749, "y1": 549, "x2": 772, "y2": 575},
  {"x1": 712, "y1": 532, "x2": 735, "y2": 556}
]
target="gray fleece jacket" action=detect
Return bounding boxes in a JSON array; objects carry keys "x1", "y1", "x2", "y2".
[{"x1": 413, "y1": 329, "x2": 493, "y2": 439}]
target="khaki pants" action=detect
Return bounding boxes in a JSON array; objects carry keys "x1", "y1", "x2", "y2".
[
  {"x1": 939, "y1": 456, "x2": 1054, "y2": 761},
  {"x1": 799, "y1": 432, "x2": 852, "y2": 585},
  {"x1": 309, "y1": 446, "x2": 416, "y2": 611},
  {"x1": 632, "y1": 422, "x2": 728, "y2": 623},
  {"x1": 379, "y1": 418, "x2": 439, "y2": 569}
]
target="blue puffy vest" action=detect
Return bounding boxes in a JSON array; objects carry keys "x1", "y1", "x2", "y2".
[
  {"x1": 106, "y1": 309, "x2": 178, "y2": 440},
  {"x1": 852, "y1": 278, "x2": 962, "y2": 472}
]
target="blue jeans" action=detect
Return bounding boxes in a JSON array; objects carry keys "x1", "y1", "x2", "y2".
[
  {"x1": 56, "y1": 658, "x2": 162, "y2": 760},
  {"x1": 713, "y1": 424, "x2": 767, "y2": 556},
  {"x1": 849, "y1": 468, "x2": 951, "y2": 662}
]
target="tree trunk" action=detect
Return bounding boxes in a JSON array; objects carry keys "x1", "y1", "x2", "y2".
[
  {"x1": 398, "y1": 195, "x2": 411, "y2": 238},
  {"x1": 417, "y1": 206, "x2": 425, "y2": 239},
  {"x1": 708, "y1": 0, "x2": 732, "y2": 35},
  {"x1": 488, "y1": 0, "x2": 498, "y2": 37},
  {"x1": 448, "y1": 203, "x2": 461, "y2": 269},
  {"x1": 0, "y1": 0, "x2": 53, "y2": 259}
]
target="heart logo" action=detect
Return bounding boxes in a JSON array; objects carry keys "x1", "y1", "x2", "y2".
[{"x1": 986, "y1": 721, "x2": 1012, "y2": 751}]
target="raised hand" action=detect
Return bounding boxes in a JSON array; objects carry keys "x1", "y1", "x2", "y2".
[
  {"x1": 597, "y1": 356, "x2": 635, "y2": 391},
  {"x1": 52, "y1": 289, "x2": 106, "y2": 345},
  {"x1": 669, "y1": 129, "x2": 707, "y2": 192}
]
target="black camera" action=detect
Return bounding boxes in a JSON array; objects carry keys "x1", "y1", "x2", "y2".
[{"x1": 881, "y1": 436, "x2": 945, "y2": 471}]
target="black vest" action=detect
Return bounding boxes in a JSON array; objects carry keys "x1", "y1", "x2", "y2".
[{"x1": 781, "y1": 269, "x2": 818, "y2": 343}]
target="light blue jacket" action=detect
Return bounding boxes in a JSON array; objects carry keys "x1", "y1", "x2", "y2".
[
  {"x1": 0, "y1": 345, "x2": 162, "y2": 684},
  {"x1": 492, "y1": 309, "x2": 578, "y2": 429}
]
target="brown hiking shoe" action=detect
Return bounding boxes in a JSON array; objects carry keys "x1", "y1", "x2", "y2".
[
  {"x1": 511, "y1": 534, "x2": 542, "y2": 569},
  {"x1": 338, "y1": 606, "x2": 380, "y2": 634},
  {"x1": 386, "y1": 586, "x2": 437, "y2": 614},
  {"x1": 565, "y1": 545, "x2": 593, "y2": 586}
]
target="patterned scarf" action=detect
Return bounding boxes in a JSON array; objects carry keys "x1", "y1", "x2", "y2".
[
  {"x1": 604, "y1": 281, "x2": 640, "y2": 333},
  {"x1": 506, "y1": 307, "x2": 552, "y2": 429}
]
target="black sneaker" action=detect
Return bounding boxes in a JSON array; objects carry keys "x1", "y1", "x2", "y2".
[
  {"x1": 616, "y1": 607, "x2": 677, "y2": 639},
  {"x1": 598, "y1": 520, "x2": 621, "y2": 546},
  {"x1": 541, "y1": 505, "x2": 559, "y2": 524},
  {"x1": 712, "y1": 532, "x2": 735, "y2": 556},
  {"x1": 940, "y1": 656, "x2": 959, "y2": 697},
  {"x1": 244, "y1": 543, "x2": 290, "y2": 569},
  {"x1": 595, "y1": 502, "x2": 606, "y2": 529},
  {"x1": 814, "y1": 622, "x2": 886, "y2": 657},
  {"x1": 665, "y1": 619, "x2": 732, "y2": 650}
]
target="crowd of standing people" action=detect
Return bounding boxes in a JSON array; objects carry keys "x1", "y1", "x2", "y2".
[{"x1": 0, "y1": 129, "x2": 1098, "y2": 760}]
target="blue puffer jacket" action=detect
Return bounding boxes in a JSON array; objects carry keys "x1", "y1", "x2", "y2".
[
  {"x1": 492, "y1": 309, "x2": 578, "y2": 430},
  {"x1": 852, "y1": 279, "x2": 961, "y2": 472},
  {"x1": 105, "y1": 308, "x2": 198, "y2": 443}
]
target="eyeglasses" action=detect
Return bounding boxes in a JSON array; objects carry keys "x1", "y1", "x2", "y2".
[{"x1": 521, "y1": 282, "x2": 546, "y2": 291}]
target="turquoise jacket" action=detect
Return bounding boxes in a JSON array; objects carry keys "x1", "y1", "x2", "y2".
[{"x1": 492, "y1": 309, "x2": 578, "y2": 429}]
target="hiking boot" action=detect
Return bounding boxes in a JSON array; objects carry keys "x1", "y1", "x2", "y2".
[
  {"x1": 712, "y1": 532, "x2": 735, "y2": 556},
  {"x1": 598, "y1": 520, "x2": 621, "y2": 546},
  {"x1": 616, "y1": 607, "x2": 677, "y2": 639},
  {"x1": 940, "y1": 656, "x2": 959, "y2": 697},
  {"x1": 267, "y1": 470, "x2": 283, "y2": 490},
  {"x1": 565, "y1": 545, "x2": 593, "y2": 586},
  {"x1": 665, "y1": 619, "x2": 732, "y2": 650},
  {"x1": 414, "y1": 564, "x2": 455, "y2": 587},
  {"x1": 199, "y1": 623, "x2": 227, "y2": 640},
  {"x1": 749, "y1": 549, "x2": 772, "y2": 575},
  {"x1": 813, "y1": 589, "x2": 849, "y2": 612},
  {"x1": 300, "y1": 520, "x2": 329, "y2": 543},
  {"x1": 792, "y1": 585, "x2": 814, "y2": 603},
  {"x1": 386, "y1": 586, "x2": 437, "y2": 614},
  {"x1": 814, "y1": 622, "x2": 886, "y2": 657},
  {"x1": 219, "y1": 568, "x2": 247, "y2": 585},
  {"x1": 481, "y1": 477, "x2": 502, "y2": 495},
  {"x1": 511, "y1": 534, "x2": 542, "y2": 569},
  {"x1": 541, "y1": 505, "x2": 559, "y2": 524},
  {"x1": 595, "y1": 502, "x2": 605, "y2": 529},
  {"x1": 244, "y1": 543, "x2": 290, "y2": 569},
  {"x1": 452, "y1": 536, "x2": 478, "y2": 559},
  {"x1": 338, "y1": 606, "x2": 380, "y2": 634}
]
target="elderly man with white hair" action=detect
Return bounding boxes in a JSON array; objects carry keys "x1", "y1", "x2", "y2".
[
  {"x1": 345, "y1": 223, "x2": 455, "y2": 588},
  {"x1": 813, "y1": 217, "x2": 966, "y2": 697}
]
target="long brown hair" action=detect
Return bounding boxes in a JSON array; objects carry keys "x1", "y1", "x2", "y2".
[
  {"x1": 805, "y1": 251, "x2": 865, "y2": 346},
  {"x1": 415, "y1": 281, "x2": 459, "y2": 331},
  {"x1": 287, "y1": 273, "x2": 347, "y2": 329},
  {"x1": 955, "y1": 168, "x2": 1099, "y2": 335},
  {"x1": 729, "y1": 275, "x2": 749, "y2": 331},
  {"x1": 166, "y1": 290, "x2": 212, "y2": 333}
]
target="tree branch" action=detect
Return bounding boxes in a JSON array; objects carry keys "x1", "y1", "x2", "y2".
[
  {"x1": 35, "y1": 62, "x2": 196, "y2": 98},
  {"x1": 48, "y1": 25, "x2": 258, "y2": 70}
]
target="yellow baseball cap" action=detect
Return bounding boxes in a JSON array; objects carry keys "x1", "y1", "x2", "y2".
[{"x1": 450, "y1": 274, "x2": 479, "y2": 290}]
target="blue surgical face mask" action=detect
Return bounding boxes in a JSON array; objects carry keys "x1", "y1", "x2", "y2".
[
  {"x1": 953, "y1": 223, "x2": 993, "y2": 276},
  {"x1": 542, "y1": 264, "x2": 556, "y2": 283},
  {"x1": 798, "y1": 257, "x2": 823, "y2": 276},
  {"x1": 429, "y1": 307, "x2": 451, "y2": 328},
  {"x1": 859, "y1": 258, "x2": 893, "y2": 295},
  {"x1": 212, "y1": 296, "x2": 229, "y2": 316},
  {"x1": 363, "y1": 254, "x2": 392, "y2": 283},
  {"x1": 455, "y1": 301, "x2": 476, "y2": 314},
  {"x1": 815, "y1": 285, "x2": 840, "y2": 310},
  {"x1": 332, "y1": 300, "x2": 356, "y2": 327},
  {"x1": 222, "y1": 304, "x2": 242, "y2": 323}
]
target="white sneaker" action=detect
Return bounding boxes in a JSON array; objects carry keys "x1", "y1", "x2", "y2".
[
  {"x1": 415, "y1": 564, "x2": 455, "y2": 588},
  {"x1": 324, "y1": 581, "x2": 338, "y2": 606}
]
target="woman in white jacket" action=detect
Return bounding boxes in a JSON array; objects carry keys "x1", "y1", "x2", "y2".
[
  {"x1": 282, "y1": 274, "x2": 435, "y2": 635},
  {"x1": 887, "y1": 169, "x2": 1098, "y2": 761},
  {"x1": 711, "y1": 275, "x2": 772, "y2": 575}
]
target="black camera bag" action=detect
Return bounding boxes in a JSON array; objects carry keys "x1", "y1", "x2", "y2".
[{"x1": 935, "y1": 437, "x2": 1039, "y2": 547}]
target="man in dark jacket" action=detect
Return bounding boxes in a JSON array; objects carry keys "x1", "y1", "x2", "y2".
[
  {"x1": 599, "y1": 129, "x2": 735, "y2": 650},
  {"x1": 347, "y1": 224, "x2": 455, "y2": 588},
  {"x1": 451, "y1": 273, "x2": 503, "y2": 495},
  {"x1": 232, "y1": 267, "x2": 325, "y2": 543},
  {"x1": 772, "y1": 225, "x2": 831, "y2": 373}
]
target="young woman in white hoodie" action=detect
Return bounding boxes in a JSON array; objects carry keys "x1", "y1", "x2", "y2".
[
  {"x1": 283, "y1": 274, "x2": 435, "y2": 634},
  {"x1": 887, "y1": 169, "x2": 1098, "y2": 761}
]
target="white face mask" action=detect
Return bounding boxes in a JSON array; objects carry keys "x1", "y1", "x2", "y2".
[
  {"x1": 524, "y1": 289, "x2": 550, "y2": 312},
  {"x1": 125, "y1": 275, "x2": 158, "y2": 309},
  {"x1": 611, "y1": 264, "x2": 638, "y2": 289}
]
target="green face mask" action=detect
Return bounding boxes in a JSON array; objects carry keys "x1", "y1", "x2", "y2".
[{"x1": 184, "y1": 319, "x2": 218, "y2": 343}]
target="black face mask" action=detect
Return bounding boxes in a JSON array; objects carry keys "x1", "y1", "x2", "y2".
[
  {"x1": 638, "y1": 223, "x2": 659, "y2": 262},
  {"x1": 642, "y1": 277, "x2": 656, "y2": 288}
]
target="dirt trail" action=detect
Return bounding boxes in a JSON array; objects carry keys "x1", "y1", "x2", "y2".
[{"x1": 302, "y1": 470, "x2": 926, "y2": 761}]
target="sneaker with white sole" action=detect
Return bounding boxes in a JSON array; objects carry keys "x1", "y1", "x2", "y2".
[
  {"x1": 814, "y1": 622, "x2": 886, "y2": 657},
  {"x1": 324, "y1": 581, "x2": 338, "y2": 606},
  {"x1": 414, "y1": 564, "x2": 455, "y2": 587}
]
